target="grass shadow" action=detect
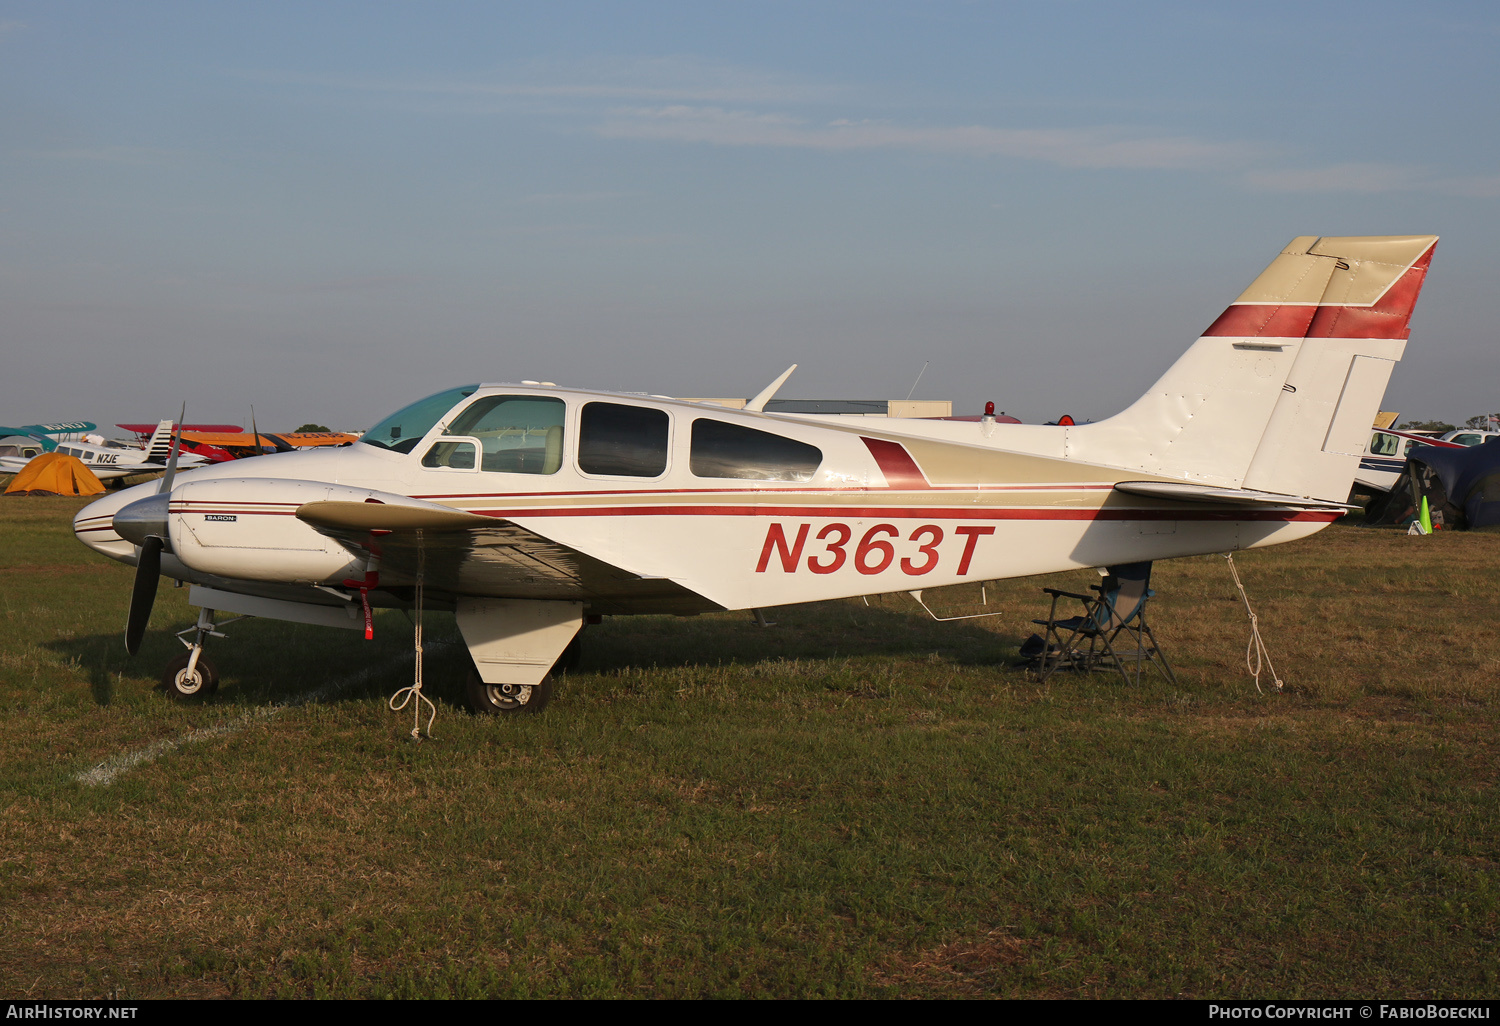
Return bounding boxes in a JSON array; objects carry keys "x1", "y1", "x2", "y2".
[
  {"x1": 46, "y1": 589, "x2": 1028, "y2": 711},
  {"x1": 46, "y1": 612, "x2": 460, "y2": 711}
]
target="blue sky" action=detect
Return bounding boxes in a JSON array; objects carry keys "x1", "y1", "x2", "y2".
[{"x1": 3, "y1": 1, "x2": 1498, "y2": 431}]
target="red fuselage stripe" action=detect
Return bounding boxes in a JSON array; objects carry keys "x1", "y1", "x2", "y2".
[
  {"x1": 470, "y1": 505, "x2": 1337, "y2": 524},
  {"x1": 859, "y1": 437, "x2": 930, "y2": 488},
  {"x1": 162, "y1": 504, "x2": 1337, "y2": 524}
]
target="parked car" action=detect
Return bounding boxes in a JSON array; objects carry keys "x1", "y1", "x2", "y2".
[{"x1": 1438, "y1": 429, "x2": 1500, "y2": 447}]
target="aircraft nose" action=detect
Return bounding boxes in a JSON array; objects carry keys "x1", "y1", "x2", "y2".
[{"x1": 112, "y1": 492, "x2": 171, "y2": 547}]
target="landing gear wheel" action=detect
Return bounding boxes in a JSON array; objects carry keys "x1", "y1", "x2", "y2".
[
  {"x1": 465, "y1": 667, "x2": 553, "y2": 715},
  {"x1": 555, "y1": 633, "x2": 583, "y2": 674},
  {"x1": 163, "y1": 652, "x2": 219, "y2": 702}
]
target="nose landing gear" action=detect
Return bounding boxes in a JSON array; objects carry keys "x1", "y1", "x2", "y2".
[
  {"x1": 162, "y1": 607, "x2": 244, "y2": 702},
  {"x1": 163, "y1": 650, "x2": 218, "y2": 701}
]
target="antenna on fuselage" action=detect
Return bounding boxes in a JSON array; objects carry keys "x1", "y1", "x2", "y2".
[{"x1": 745, "y1": 364, "x2": 797, "y2": 413}]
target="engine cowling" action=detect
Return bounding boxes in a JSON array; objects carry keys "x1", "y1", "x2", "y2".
[{"x1": 167, "y1": 478, "x2": 375, "y2": 584}]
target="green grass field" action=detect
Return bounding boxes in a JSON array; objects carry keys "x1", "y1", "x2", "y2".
[{"x1": 1, "y1": 495, "x2": 1496, "y2": 998}]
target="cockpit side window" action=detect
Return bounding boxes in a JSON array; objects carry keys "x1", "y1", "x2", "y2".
[
  {"x1": 361, "y1": 385, "x2": 478, "y2": 454},
  {"x1": 689, "y1": 419, "x2": 822, "y2": 482},
  {"x1": 578, "y1": 402, "x2": 669, "y2": 477},
  {"x1": 446, "y1": 395, "x2": 566, "y2": 474},
  {"x1": 1370, "y1": 432, "x2": 1399, "y2": 456}
]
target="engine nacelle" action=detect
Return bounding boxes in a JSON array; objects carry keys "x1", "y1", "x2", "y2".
[{"x1": 168, "y1": 477, "x2": 375, "y2": 584}]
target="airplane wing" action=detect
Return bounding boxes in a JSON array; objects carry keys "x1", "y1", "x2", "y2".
[
  {"x1": 295, "y1": 500, "x2": 719, "y2": 615},
  {"x1": 1112, "y1": 481, "x2": 1354, "y2": 510},
  {"x1": 117, "y1": 423, "x2": 244, "y2": 434}
]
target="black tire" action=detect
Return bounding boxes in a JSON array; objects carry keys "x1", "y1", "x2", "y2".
[
  {"x1": 162, "y1": 652, "x2": 219, "y2": 702},
  {"x1": 555, "y1": 632, "x2": 583, "y2": 674},
  {"x1": 465, "y1": 667, "x2": 553, "y2": 715}
]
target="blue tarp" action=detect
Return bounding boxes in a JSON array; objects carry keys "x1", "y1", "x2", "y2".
[{"x1": 1400, "y1": 441, "x2": 1500, "y2": 529}]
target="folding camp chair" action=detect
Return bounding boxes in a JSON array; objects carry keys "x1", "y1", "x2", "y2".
[{"x1": 1027, "y1": 561, "x2": 1176, "y2": 684}]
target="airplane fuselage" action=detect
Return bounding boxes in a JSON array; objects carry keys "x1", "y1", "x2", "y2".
[{"x1": 75, "y1": 385, "x2": 1333, "y2": 616}]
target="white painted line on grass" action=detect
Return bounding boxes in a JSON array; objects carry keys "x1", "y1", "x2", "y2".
[{"x1": 75, "y1": 653, "x2": 418, "y2": 787}]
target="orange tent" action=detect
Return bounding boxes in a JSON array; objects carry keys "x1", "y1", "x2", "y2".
[{"x1": 4, "y1": 452, "x2": 106, "y2": 496}]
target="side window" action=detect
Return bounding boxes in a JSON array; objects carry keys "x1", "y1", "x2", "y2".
[
  {"x1": 690, "y1": 419, "x2": 822, "y2": 482},
  {"x1": 579, "y1": 402, "x2": 669, "y2": 478},
  {"x1": 1370, "y1": 432, "x2": 1398, "y2": 456},
  {"x1": 421, "y1": 439, "x2": 477, "y2": 470},
  {"x1": 446, "y1": 396, "x2": 566, "y2": 475}
]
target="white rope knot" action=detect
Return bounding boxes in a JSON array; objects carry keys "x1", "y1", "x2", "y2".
[
  {"x1": 389, "y1": 679, "x2": 436, "y2": 741},
  {"x1": 389, "y1": 534, "x2": 435, "y2": 740},
  {"x1": 1224, "y1": 553, "x2": 1284, "y2": 693}
]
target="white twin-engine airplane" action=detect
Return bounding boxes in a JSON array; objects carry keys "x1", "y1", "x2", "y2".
[{"x1": 74, "y1": 235, "x2": 1436, "y2": 715}]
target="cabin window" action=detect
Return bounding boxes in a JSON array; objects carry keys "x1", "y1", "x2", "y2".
[
  {"x1": 689, "y1": 419, "x2": 822, "y2": 482},
  {"x1": 421, "y1": 439, "x2": 477, "y2": 470},
  {"x1": 446, "y1": 396, "x2": 566, "y2": 475},
  {"x1": 578, "y1": 403, "x2": 669, "y2": 477},
  {"x1": 361, "y1": 385, "x2": 478, "y2": 454},
  {"x1": 1370, "y1": 432, "x2": 1399, "y2": 456}
]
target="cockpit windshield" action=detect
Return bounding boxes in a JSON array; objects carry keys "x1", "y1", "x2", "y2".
[{"x1": 360, "y1": 385, "x2": 478, "y2": 454}]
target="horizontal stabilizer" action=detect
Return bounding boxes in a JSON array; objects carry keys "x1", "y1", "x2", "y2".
[{"x1": 1113, "y1": 481, "x2": 1354, "y2": 510}]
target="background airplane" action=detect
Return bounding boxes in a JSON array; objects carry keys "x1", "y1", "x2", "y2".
[
  {"x1": 5, "y1": 420, "x2": 211, "y2": 481},
  {"x1": 167, "y1": 428, "x2": 360, "y2": 459},
  {"x1": 1355, "y1": 427, "x2": 1462, "y2": 496},
  {"x1": 115, "y1": 423, "x2": 247, "y2": 466},
  {"x1": 0, "y1": 421, "x2": 97, "y2": 454}
]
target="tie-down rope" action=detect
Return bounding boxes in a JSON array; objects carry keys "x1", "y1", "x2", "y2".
[
  {"x1": 389, "y1": 533, "x2": 436, "y2": 739},
  {"x1": 1224, "y1": 552, "x2": 1283, "y2": 694}
]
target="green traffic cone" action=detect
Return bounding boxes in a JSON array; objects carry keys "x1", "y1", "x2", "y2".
[{"x1": 1419, "y1": 495, "x2": 1433, "y2": 535}]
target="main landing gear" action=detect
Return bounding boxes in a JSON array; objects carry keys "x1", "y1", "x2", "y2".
[
  {"x1": 462, "y1": 630, "x2": 582, "y2": 716},
  {"x1": 464, "y1": 670, "x2": 554, "y2": 715},
  {"x1": 162, "y1": 607, "x2": 244, "y2": 702}
]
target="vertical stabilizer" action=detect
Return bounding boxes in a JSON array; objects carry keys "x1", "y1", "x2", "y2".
[
  {"x1": 144, "y1": 420, "x2": 176, "y2": 463},
  {"x1": 1065, "y1": 235, "x2": 1436, "y2": 500},
  {"x1": 1236, "y1": 236, "x2": 1436, "y2": 499}
]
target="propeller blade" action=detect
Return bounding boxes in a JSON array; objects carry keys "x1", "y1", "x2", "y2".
[
  {"x1": 158, "y1": 402, "x2": 185, "y2": 495},
  {"x1": 125, "y1": 536, "x2": 164, "y2": 655}
]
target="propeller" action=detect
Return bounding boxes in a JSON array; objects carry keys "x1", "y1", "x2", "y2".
[
  {"x1": 122, "y1": 403, "x2": 184, "y2": 653},
  {"x1": 158, "y1": 402, "x2": 185, "y2": 495},
  {"x1": 125, "y1": 536, "x2": 163, "y2": 655}
]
